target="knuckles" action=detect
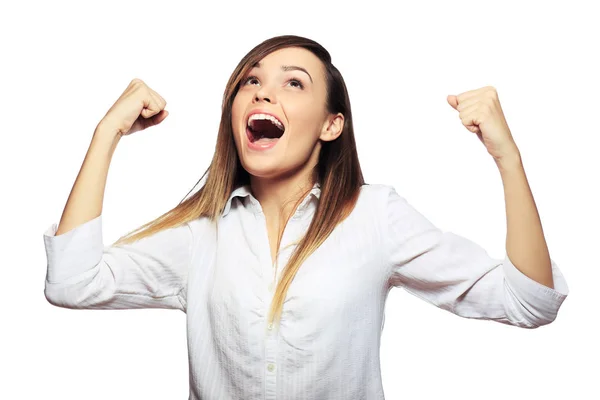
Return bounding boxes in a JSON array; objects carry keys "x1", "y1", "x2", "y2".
[{"x1": 130, "y1": 78, "x2": 145, "y2": 86}]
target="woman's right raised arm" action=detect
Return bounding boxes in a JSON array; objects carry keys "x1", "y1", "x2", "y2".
[
  {"x1": 55, "y1": 78, "x2": 169, "y2": 236},
  {"x1": 43, "y1": 79, "x2": 192, "y2": 312}
]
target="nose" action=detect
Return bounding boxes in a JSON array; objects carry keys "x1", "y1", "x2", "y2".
[
  {"x1": 255, "y1": 94, "x2": 271, "y2": 103},
  {"x1": 253, "y1": 84, "x2": 276, "y2": 104}
]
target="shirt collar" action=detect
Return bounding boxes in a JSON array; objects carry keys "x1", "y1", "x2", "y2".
[{"x1": 222, "y1": 182, "x2": 321, "y2": 217}]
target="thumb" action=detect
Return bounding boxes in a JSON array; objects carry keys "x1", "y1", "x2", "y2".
[
  {"x1": 447, "y1": 95, "x2": 458, "y2": 110},
  {"x1": 147, "y1": 109, "x2": 169, "y2": 127}
]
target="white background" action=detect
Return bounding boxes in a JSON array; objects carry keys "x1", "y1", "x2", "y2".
[{"x1": 2, "y1": 0, "x2": 598, "y2": 399}]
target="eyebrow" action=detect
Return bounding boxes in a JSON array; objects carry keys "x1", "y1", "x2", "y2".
[{"x1": 252, "y1": 61, "x2": 313, "y2": 83}]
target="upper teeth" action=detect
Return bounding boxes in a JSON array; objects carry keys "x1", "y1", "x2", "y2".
[{"x1": 248, "y1": 113, "x2": 284, "y2": 130}]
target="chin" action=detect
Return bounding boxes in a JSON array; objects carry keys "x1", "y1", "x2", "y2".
[{"x1": 240, "y1": 160, "x2": 287, "y2": 180}]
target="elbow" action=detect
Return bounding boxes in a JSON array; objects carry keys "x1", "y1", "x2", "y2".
[
  {"x1": 44, "y1": 265, "x2": 114, "y2": 309},
  {"x1": 523, "y1": 311, "x2": 559, "y2": 329},
  {"x1": 504, "y1": 294, "x2": 561, "y2": 329},
  {"x1": 44, "y1": 281, "x2": 90, "y2": 309},
  {"x1": 44, "y1": 282, "x2": 78, "y2": 309},
  {"x1": 501, "y1": 255, "x2": 568, "y2": 329},
  {"x1": 509, "y1": 315, "x2": 557, "y2": 329}
]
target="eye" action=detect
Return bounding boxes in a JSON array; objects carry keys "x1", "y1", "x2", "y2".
[
  {"x1": 243, "y1": 76, "x2": 260, "y2": 86},
  {"x1": 288, "y1": 78, "x2": 304, "y2": 89}
]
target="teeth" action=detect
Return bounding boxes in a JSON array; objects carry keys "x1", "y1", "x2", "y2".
[{"x1": 248, "y1": 113, "x2": 284, "y2": 131}]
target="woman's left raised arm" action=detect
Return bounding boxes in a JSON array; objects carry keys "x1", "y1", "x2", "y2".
[
  {"x1": 447, "y1": 86, "x2": 553, "y2": 288},
  {"x1": 384, "y1": 86, "x2": 568, "y2": 329}
]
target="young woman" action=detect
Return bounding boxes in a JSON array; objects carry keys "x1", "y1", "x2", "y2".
[{"x1": 43, "y1": 35, "x2": 569, "y2": 399}]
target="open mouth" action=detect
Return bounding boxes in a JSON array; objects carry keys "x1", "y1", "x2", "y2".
[{"x1": 246, "y1": 113, "x2": 285, "y2": 143}]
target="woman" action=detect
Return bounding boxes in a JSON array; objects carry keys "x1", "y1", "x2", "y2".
[{"x1": 43, "y1": 35, "x2": 569, "y2": 399}]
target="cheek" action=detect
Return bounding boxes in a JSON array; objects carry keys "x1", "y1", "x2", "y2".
[
  {"x1": 231, "y1": 93, "x2": 249, "y2": 127},
  {"x1": 287, "y1": 106, "x2": 324, "y2": 141},
  {"x1": 230, "y1": 101, "x2": 243, "y2": 150},
  {"x1": 231, "y1": 100, "x2": 242, "y2": 129}
]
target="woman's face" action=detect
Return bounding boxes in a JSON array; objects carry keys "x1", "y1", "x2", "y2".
[{"x1": 231, "y1": 47, "x2": 343, "y2": 181}]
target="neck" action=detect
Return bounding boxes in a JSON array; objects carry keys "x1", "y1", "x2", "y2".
[
  {"x1": 250, "y1": 169, "x2": 316, "y2": 222},
  {"x1": 250, "y1": 146, "x2": 320, "y2": 223}
]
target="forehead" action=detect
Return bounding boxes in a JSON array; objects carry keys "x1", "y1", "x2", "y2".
[{"x1": 253, "y1": 47, "x2": 324, "y2": 77}]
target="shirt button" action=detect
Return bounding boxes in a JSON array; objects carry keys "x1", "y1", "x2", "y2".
[
  {"x1": 267, "y1": 363, "x2": 275, "y2": 372},
  {"x1": 267, "y1": 322, "x2": 274, "y2": 330}
]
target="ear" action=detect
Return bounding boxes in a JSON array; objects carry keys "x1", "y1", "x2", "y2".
[{"x1": 319, "y1": 112, "x2": 344, "y2": 142}]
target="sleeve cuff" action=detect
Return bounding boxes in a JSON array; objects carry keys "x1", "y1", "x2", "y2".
[
  {"x1": 43, "y1": 215, "x2": 105, "y2": 284},
  {"x1": 502, "y1": 253, "x2": 569, "y2": 325}
]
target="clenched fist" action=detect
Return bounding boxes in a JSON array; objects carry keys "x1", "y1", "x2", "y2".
[{"x1": 99, "y1": 78, "x2": 169, "y2": 136}]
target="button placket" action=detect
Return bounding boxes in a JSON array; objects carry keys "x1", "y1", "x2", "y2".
[{"x1": 264, "y1": 324, "x2": 278, "y2": 399}]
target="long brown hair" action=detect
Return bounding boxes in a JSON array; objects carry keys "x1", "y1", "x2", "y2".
[{"x1": 112, "y1": 35, "x2": 365, "y2": 327}]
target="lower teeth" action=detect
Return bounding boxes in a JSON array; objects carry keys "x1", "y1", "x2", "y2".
[{"x1": 255, "y1": 137, "x2": 278, "y2": 143}]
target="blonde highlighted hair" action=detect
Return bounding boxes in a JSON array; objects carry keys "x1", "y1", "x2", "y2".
[{"x1": 112, "y1": 35, "x2": 365, "y2": 328}]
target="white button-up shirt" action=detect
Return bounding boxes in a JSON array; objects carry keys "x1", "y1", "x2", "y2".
[{"x1": 43, "y1": 183, "x2": 569, "y2": 399}]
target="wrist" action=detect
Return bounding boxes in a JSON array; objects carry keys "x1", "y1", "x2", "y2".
[
  {"x1": 495, "y1": 152, "x2": 523, "y2": 175},
  {"x1": 95, "y1": 119, "x2": 122, "y2": 139},
  {"x1": 494, "y1": 143, "x2": 522, "y2": 169},
  {"x1": 92, "y1": 122, "x2": 122, "y2": 155}
]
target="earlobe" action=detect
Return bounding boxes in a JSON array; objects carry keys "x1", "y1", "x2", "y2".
[{"x1": 320, "y1": 113, "x2": 344, "y2": 142}]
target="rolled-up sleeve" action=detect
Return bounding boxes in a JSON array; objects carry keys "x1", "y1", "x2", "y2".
[
  {"x1": 384, "y1": 186, "x2": 568, "y2": 328},
  {"x1": 43, "y1": 214, "x2": 193, "y2": 312}
]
